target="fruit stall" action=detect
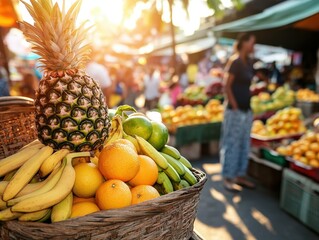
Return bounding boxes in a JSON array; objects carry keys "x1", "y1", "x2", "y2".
[
  {"x1": 0, "y1": 1, "x2": 206, "y2": 239},
  {"x1": 161, "y1": 99, "x2": 223, "y2": 159}
]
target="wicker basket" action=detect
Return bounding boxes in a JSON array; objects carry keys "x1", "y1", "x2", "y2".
[
  {"x1": 0, "y1": 169, "x2": 206, "y2": 240},
  {"x1": 0, "y1": 96, "x2": 37, "y2": 159}
]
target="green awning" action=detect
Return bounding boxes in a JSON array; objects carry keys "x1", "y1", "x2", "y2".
[{"x1": 212, "y1": 0, "x2": 319, "y2": 32}]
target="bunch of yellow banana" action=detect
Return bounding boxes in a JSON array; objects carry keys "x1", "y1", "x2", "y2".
[{"x1": 0, "y1": 140, "x2": 90, "y2": 222}]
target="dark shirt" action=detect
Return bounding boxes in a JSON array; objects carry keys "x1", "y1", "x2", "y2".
[{"x1": 226, "y1": 57, "x2": 254, "y2": 111}]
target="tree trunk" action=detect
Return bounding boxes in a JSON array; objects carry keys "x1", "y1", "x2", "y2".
[{"x1": 168, "y1": 0, "x2": 177, "y2": 69}]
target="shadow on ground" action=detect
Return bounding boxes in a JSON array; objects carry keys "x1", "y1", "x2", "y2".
[{"x1": 193, "y1": 155, "x2": 318, "y2": 240}]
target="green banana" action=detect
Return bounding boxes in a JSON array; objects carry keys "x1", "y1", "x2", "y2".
[
  {"x1": 51, "y1": 192, "x2": 73, "y2": 222},
  {"x1": 153, "y1": 183, "x2": 165, "y2": 195},
  {"x1": 163, "y1": 163, "x2": 181, "y2": 183},
  {"x1": 178, "y1": 156, "x2": 192, "y2": 169},
  {"x1": 182, "y1": 165, "x2": 198, "y2": 186},
  {"x1": 19, "y1": 208, "x2": 51, "y2": 222},
  {"x1": 161, "y1": 145, "x2": 181, "y2": 159},
  {"x1": 135, "y1": 136, "x2": 168, "y2": 169},
  {"x1": 160, "y1": 152, "x2": 185, "y2": 176},
  {"x1": 0, "y1": 208, "x2": 23, "y2": 221},
  {"x1": 172, "y1": 180, "x2": 190, "y2": 191},
  {"x1": 160, "y1": 172, "x2": 174, "y2": 194}
]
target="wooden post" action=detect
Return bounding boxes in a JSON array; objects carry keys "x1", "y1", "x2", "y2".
[{"x1": 0, "y1": 27, "x2": 11, "y2": 86}]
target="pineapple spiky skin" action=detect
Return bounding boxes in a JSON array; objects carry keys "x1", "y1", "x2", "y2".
[{"x1": 35, "y1": 70, "x2": 110, "y2": 152}]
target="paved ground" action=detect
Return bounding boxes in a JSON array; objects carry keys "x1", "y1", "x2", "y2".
[{"x1": 192, "y1": 156, "x2": 319, "y2": 240}]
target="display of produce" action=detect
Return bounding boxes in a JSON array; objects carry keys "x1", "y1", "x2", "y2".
[
  {"x1": 250, "y1": 86, "x2": 295, "y2": 114},
  {"x1": 177, "y1": 85, "x2": 208, "y2": 106},
  {"x1": 0, "y1": 106, "x2": 198, "y2": 222},
  {"x1": 161, "y1": 99, "x2": 224, "y2": 132},
  {"x1": 296, "y1": 89, "x2": 319, "y2": 102},
  {"x1": 251, "y1": 107, "x2": 306, "y2": 138},
  {"x1": 19, "y1": 0, "x2": 110, "y2": 152},
  {"x1": 276, "y1": 132, "x2": 319, "y2": 168}
]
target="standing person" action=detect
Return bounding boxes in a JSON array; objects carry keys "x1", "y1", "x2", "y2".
[
  {"x1": 144, "y1": 67, "x2": 160, "y2": 110},
  {"x1": 86, "y1": 53, "x2": 112, "y2": 107},
  {"x1": 220, "y1": 33, "x2": 256, "y2": 192}
]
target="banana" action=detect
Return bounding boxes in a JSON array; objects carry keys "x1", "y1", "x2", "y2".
[
  {"x1": 0, "y1": 208, "x2": 23, "y2": 221},
  {"x1": 178, "y1": 156, "x2": 192, "y2": 169},
  {"x1": 160, "y1": 152, "x2": 185, "y2": 176},
  {"x1": 3, "y1": 146, "x2": 54, "y2": 201},
  {"x1": 135, "y1": 136, "x2": 168, "y2": 169},
  {"x1": 0, "y1": 145, "x2": 43, "y2": 177},
  {"x1": 123, "y1": 133, "x2": 141, "y2": 153},
  {"x1": 7, "y1": 160, "x2": 65, "y2": 207},
  {"x1": 90, "y1": 156, "x2": 99, "y2": 166},
  {"x1": 160, "y1": 145, "x2": 181, "y2": 159},
  {"x1": 182, "y1": 165, "x2": 198, "y2": 186},
  {"x1": 153, "y1": 183, "x2": 165, "y2": 195},
  {"x1": 19, "y1": 208, "x2": 51, "y2": 222},
  {"x1": 3, "y1": 169, "x2": 18, "y2": 181},
  {"x1": 19, "y1": 139, "x2": 41, "y2": 150},
  {"x1": 160, "y1": 172, "x2": 174, "y2": 194},
  {"x1": 163, "y1": 163, "x2": 181, "y2": 183},
  {"x1": 11, "y1": 152, "x2": 90, "y2": 213},
  {"x1": 40, "y1": 149, "x2": 69, "y2": 177},
  {"x1": 172, "y1": 180, "x2": 190, "y2": 191},
  {"x1": 103, "y1": 115, "x2": 123, "y2": 147},
  {"x1": 37, "y1": 208, "x2": 52, "y2": 222},
  {"x1": 72, "y1": 156, "x2": 90, "y2": 166},
  {"x1": 51, "y1": 192, "x2": 73, "y2": 222},
  {"x1": 0, "y1": 197, "x2": 6, "y2": 210}
]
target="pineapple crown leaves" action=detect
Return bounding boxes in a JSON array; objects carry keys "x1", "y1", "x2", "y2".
[{"x1": 20, "y1": 0, "x2": 92, "y2": 72}]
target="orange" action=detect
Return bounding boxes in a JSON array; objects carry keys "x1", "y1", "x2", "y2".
[
  {"x1": 73, "y1": 196, "x2": 96, "y2": 204},
  {"x1": 98, "y1": 142, "x2": 140, "y2": 181},
  {"x1": 73, "y1": 163, "x2": 104, "y2": 198},
  {"x1": 114, "y1": 138, "x2": 137, "y2": 153},
  {"x1": 305, "y1": 151, "x2": 316, "y2": 160},
  {"x1": 70, "y1": 202, "x2": 100, "y2": 218},
  {"x1": 131, "y1": 185, "x2": 160, "y2": 205},
  {"x1": 95, "y1": 179, "x2": 132, "y2": 210},
  {"x1": 128, "y1": 155, "x2": 158, "y2": 187},
  {"x1": 310, "y1": 142, "x2": 319, "y2": 152},
  {"x1": 147, "y1": 121, "x2": 169, "y2": 150},
  {"x1": 123, "y1": 116, "x2": 153, "y2": 140}
]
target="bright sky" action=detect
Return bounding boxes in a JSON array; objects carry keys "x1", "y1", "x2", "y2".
[{"x1": 18, "y1": 0, "x2": 215, "y2": 35}]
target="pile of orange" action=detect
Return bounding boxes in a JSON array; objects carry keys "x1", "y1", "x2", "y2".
[
  {"x1": 71, "y1": 139, "x2": 160, "y2": 218},
  {"x1": 276, "y1": 132, "x2": 319, "y2": 167}
]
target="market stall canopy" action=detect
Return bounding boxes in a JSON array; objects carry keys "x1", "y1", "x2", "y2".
[
  {"x1": 0, "y1": 0, "x2": 19, "y2": 28},
  {"x1": 212, "y1": 0, "x2": 319, "y2": 32}
]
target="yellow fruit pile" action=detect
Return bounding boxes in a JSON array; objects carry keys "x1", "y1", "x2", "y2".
[
  {"x1": 276, "y1": 132, "x2": 319, "y2": 168},
  {"x1": 296, "y1": 89, "x2": 319, "y2": 102},
  {"x1": 161, "y1": 99, "x2": 224, "y2": 132},
  {"x1": 251, "y1": 107, "x2": 306, "y2": 137},
  {"x1": 0, "y1": 108, "x2": 198, "y2": 222}
]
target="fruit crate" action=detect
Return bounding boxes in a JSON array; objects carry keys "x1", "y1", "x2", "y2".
[
  {"x1": 303, "y1": 181, "x2": 319, "y2": 234},
  {"x1": 289, "y1": 160, "x2": 319, "y2": 183},
  {"x1": 260, "y1": 148, "x2": 288, "y2": 167},
  {"x1": 280, "y1": 168, "x2": 312, "y2": 221},
  {"x1": 0, "y1": 169, "x2": 207, "y2": 240}
]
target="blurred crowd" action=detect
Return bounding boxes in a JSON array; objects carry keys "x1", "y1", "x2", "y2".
[{"x1": 0, "y1": 51, "x2": 317, "y2": 110}]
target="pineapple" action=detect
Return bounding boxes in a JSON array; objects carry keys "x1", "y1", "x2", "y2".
[{"x1": 20, "y1": 0, "x2": 110, "y2": 152}]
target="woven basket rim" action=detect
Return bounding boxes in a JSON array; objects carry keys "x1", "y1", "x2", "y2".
[{"x1": 3, "y1": 169, "x2": 206, "y2": 229}]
